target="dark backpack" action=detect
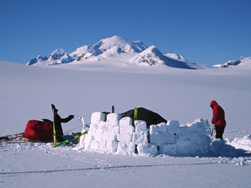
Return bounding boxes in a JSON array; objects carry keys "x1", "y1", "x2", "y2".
[{"x1": 23, "y1": 120, "x2": 53, "y2": 141}]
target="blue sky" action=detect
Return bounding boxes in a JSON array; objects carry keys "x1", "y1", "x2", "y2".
[{"x1": 0, "y1": 0, "x2": 250, "y2": 66}]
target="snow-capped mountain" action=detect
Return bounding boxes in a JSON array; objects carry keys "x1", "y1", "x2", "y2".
[
  {"x1": 132, "y1": 45, "x2": 166, "y2": 66},
  {"x1": 213, "y1": 57, "x2": 251, "y2": 68},
  {"x1": 133, "y1": 45, "x2": 198, "y2": 69},
  {"x1": 93, "y1": 35, "x2": 147, "y2": 53},
  {"x1": 27, "y1": 49, "x2": 74, "y2": 66},
  {"x1": 26, "y1": 36, "x2": 199, "y2": 69},
  {"x1": 70, "y1": 36, "x2": 148, "y2": 61}
]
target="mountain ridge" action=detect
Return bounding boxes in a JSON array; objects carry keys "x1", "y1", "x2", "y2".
[
  {"x1": 26, "y1": 36, "x2": 250, "y2": 69},
  {"x1": 27, "y1": 36, "x2": 198, "y2": 69},
  {"x1": 213, "y1": 57, "x2": 251, "y2": 68}
]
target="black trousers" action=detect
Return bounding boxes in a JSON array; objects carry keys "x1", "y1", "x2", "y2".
[{"x1": 215, "y1": 126, "x2": 225, "y2": 139}]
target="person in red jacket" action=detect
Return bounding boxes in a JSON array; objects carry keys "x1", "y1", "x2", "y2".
[{"x1": 210, "y1": 100, "x2": 226, "y2": 139}]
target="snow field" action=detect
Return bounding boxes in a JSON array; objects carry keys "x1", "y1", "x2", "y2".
[
  {"x1": 1, "y1": 61, "x2": 251, "y2": 188},
  {"x1": 78, "y1": 112, "x2": 215, "y2": 157}
]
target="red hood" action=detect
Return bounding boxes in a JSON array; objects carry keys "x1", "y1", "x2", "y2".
[{"x1": 210, "y1": 100, "x2": 218, "y2": 108}]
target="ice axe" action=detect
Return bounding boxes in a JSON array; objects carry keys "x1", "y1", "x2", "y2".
[{"x1": 211, "y1": 124, "x2": 215, "y2": 136}]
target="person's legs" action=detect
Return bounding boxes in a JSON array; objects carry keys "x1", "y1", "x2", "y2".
[{"x1": 215, "y1": 126, "x2": 225, "y2": 139}]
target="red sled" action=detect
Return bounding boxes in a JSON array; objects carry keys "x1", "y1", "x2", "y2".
[{"x1": 22, "y1": 120, "x2": 53, "y2": 141}]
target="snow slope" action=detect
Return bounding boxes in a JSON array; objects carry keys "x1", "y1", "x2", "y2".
[{"x1": 1, "y1": 60, "x2": 251, "y2": 188}]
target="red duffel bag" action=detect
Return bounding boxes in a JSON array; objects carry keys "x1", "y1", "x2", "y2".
[{"x1": 23, "y1": 120, "x2": 53, "y2": 141}]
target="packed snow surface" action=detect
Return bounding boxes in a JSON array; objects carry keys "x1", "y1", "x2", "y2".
[{"x1": 1, "y1": 60, "x2": 251, "y2": 188}]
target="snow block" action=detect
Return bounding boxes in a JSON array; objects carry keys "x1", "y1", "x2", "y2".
[
  {"x1": 179, "y1": 126, "x2": 192, "y2": 137},
  {"x1": 106, "y1": 141, "x2": 118, "y2": 153},
  {"x1": 166, "y1": 120, "x2": 180, "y2": 134},
  {"x1": 137, "y1": 143, "x2": 158, "y2": 156},
  {"x1": 107, "y1": 113, "x2": 121, "y2": 126},
  {"x1": 89, "y1": 123, "x2": 99, "y2": 133},
  {"x1": 150, "y1": 123, "x2": 167, "y2": 134},
  {"x1": 159, "y1": 144, "x2": 176, "y2": 156},
  {"x1": 135, "y1": 120, "x2": 147, "y2": 133},
  {"x1": 100, "y1": 140, "x2": 107, "y2": 152},
  {"x1": 81, "y1": 131, "x2": 95, "y2": 150},
  {"x1": 106, "y1": 124, "x2": 120, "y2": 134},
  {"x1": 78, "y1": 128, "x2": 88, "y2": 149},
  {"x1": 84, "y1": 133, "x2": 95, "y2": 144},
  {"x1": 120, "y1": 124, "x2": 134, "y2": 135},
  {"x1": 119, "y1": 117, "x2": 132, "y2": 127},
  {"x1": 91, "y1": 112, "x2": 106, "y2": 124},
  {"x1": 150, "y1": 132, "x2": 176, "y2": 145},
  {"x1": 116, "y1": 142, "x2": 135, "y2": 155},
  {"x1": 117, "y1": 134, "x2": 132, "y2": 142},
  {"x1": 185, "y1": 118, "x2": 210, "y2": 135},
  {"x1": 94, "y1": 128, "x2": 104, "y2": 141},
  {"x1": 103, "y1": 131, "x2": 117, "y2": 141},
  {"x1": 188, "y1": 132, "x2": 199, "y2": 144},
  {"x1": 198, "y1": 135, "x2": 211, "y2": 154},
  {"x1": 84, "y1": 143, "x2": 91, "y2": 150},
  {"x1": 91, "y1": 140, "x2": 102, "y2": 151},
  {"x1": 132, "y1": 132, "x2": 148, "y2": 145},
  {"x1": 99, "y1": 121, "x2": 107, "y2": 129},
  {"x1": 176, "y1": 138, "x2": 195, "y2": 156}
]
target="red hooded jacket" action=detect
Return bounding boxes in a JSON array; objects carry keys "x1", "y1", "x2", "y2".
[{"x1": 210, "y1": 100, "x2": 226, "y2": 127}]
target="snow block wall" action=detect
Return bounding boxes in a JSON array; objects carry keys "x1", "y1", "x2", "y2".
[{"x1": 78, "y1": 112, "x2": 212, "y2": 157}]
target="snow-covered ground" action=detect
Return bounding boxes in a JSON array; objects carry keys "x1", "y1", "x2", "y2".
[{"x1": 1, "y1": 60, "x2": 251, "y2": 188}]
